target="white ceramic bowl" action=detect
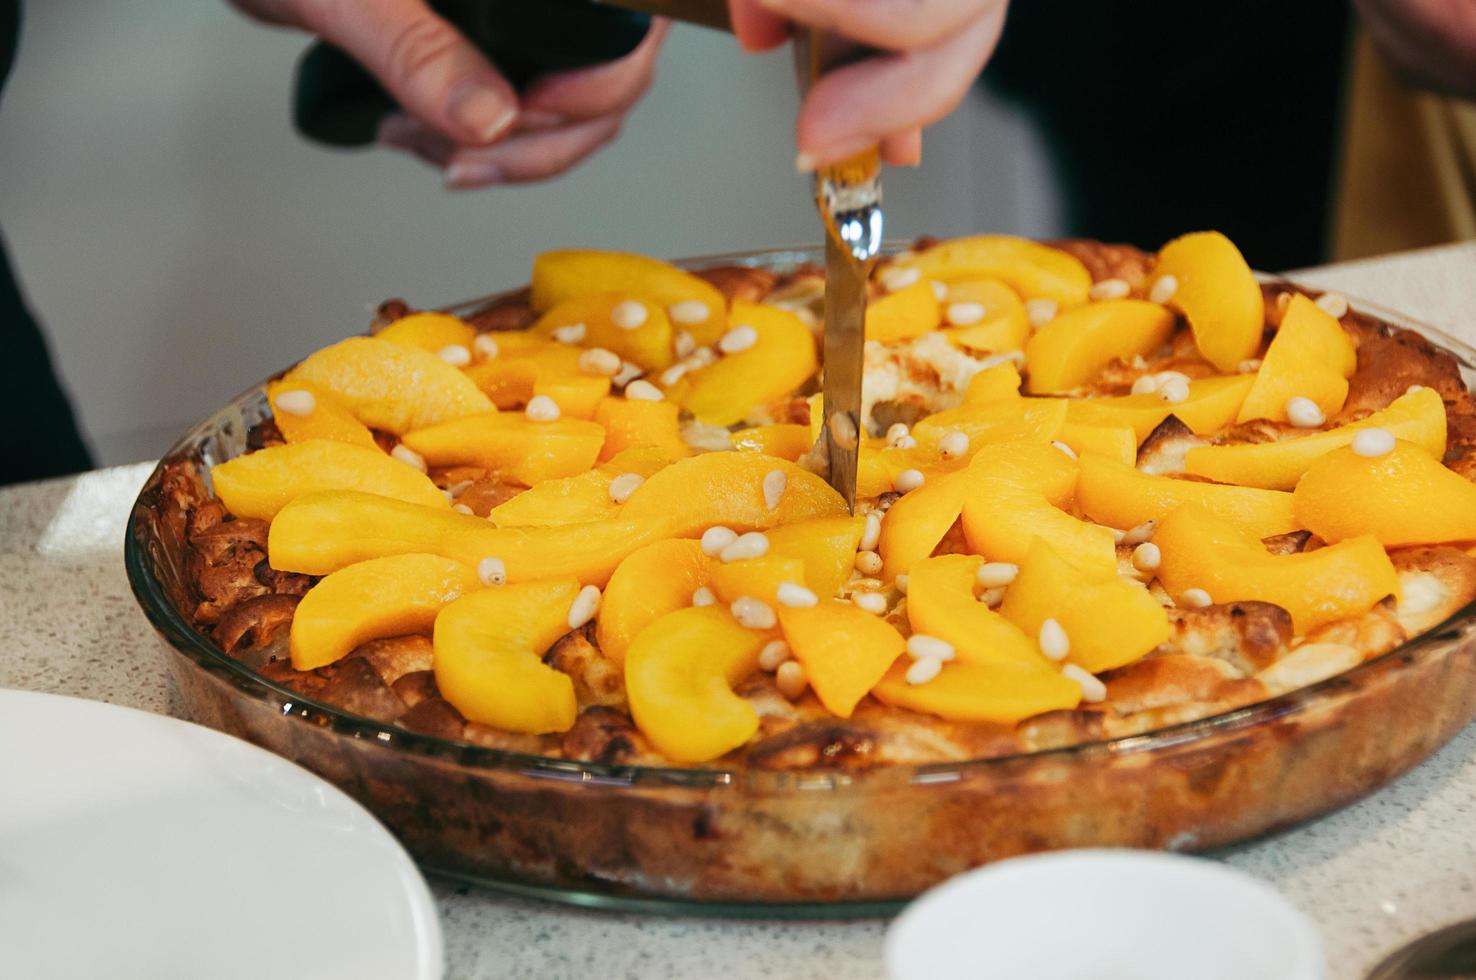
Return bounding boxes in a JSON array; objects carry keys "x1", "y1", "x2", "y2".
[{"x1": 885, "y1": 849, "x2": 1322, "y2": 980}]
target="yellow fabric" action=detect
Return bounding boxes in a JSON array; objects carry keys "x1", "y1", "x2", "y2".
[{"x1": 1334, "y1": 33, "x2": 1476, "y2": 260}]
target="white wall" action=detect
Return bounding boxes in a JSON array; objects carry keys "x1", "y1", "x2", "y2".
[{"x1": 0, "y1": 2, "x2": 1060, "y2": 465}]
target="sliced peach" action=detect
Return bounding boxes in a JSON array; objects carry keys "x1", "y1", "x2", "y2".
[
  {"x1": 401, "y1": 413, "x2": 604, "y2": 486},
  {"x1": 710, "y1": 554, "x2": 807, "y2": 607},
  {"x1": 905, "y1": 555, "x2": 1046, "y2": 667},
  {"x1": 940, "y1": 278, "x2": 1030, "y2": 354},
  {"x1": 620, "y1": 452, "x2": 847, "y2": 536},
  {"x1": 961, "y1": 441, "x2": 1117, "y2": 573},
  {"x1": 211, "y1": 439, "x2": 448, "y2": 520},
  {"x1": 877, "y1": 470, "x2": 970, "y2": 580},
  {"x1": 900, "y1": 235, "x2": 1093, "y2": 306},
  {"x1": 487, "y1": 447, "x2": 670, "y2": 528},
  {"x1": 1294, "y1": 441, "x2": 1476, "y2": 547},
  {"x1": 433, "y1": 577, "x2": 582, "y2": 734},
  {"x1": 463, "y1": 339, "x2": 584, "y2": 409},
  {"x1": 1237, "y1": 294, "x2": 1357, "y2": 423},
  {"x1": 910, "y1": 397, "x2": 1068, "y2": 454},
  {"x1": 1065, "y1": 374, "x2": 1255, "y2": 442},
  {"x1": 1024, "y1": 300, "x2": 1175, "y2": 394},
  {"x1": 1154, "y1": 504, "x2": 1400, "y2": 633},
  {"x1": 871, "y1": 658, "x2": 1080, "y2": 725},
  {"x1": 1185, "y1": 386, "x2": 1447, "y2": 490},
  {"x1": 268, "y1": 490, "x2": 658, "y2": 584},
  {"x1": 1075, "y1": 453, "x2": 1298, "y2": 539},
  {"x1": 597, "y1": 539, "x2": 711, "y2": 667},
  {"x1": 625, "y1": 606, "x2": 764, "y2": 762},
  {"x1": 532, "y1": 374, "x2": 611, "y2": 420},
  {"x1": 1150, "y1": 231, "x2": 1264, "y2": 372},
  {"x1": 290, "y1": 553, "x2": 478, "y2": 670},
  {"x1": 531, "y1": 249, "x2": 728, "y2": 345},
  {"x1": 962, "y1": 361, "x2": 1024, "y2": 404},
  {"x1": 731, "y1": 423, "x2": 812, "y2": 461},
  {"x1": 1058, "y1": 421, "x2": 1137, "y2": 466},
  {"x1": 866, "y1": 279, "x2": 941, "y2": 344},
  {"x1": 375, "y1": 311, "x2": 475, "y2": 353},
  {"x1": 593, "y1": 396, "x2": 690, "y2": 461},
  {"x1": 765, "y1": 515, "x2": 867, "y2": 597},
  {"x1": 266, "y1": 380, "x2": 377, "y2": 449},
  {"x1": 777, "y1": 599, "x2": 905, "y2": 717},
  {"x1": 667, "y1": 300, "x2": 818, "y2": 427},
  {"x1": 285, "y1": 336, "x2": 493, "y2": 434},
  {"x1": 531, "y1": 293, "x2": 674, "y2": 371},
  {"x1": 999, "y1": 539, "x2": 1170, "y2": 673}
]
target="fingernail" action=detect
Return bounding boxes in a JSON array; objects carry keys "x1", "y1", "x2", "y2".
[
  {"x1": 795, "y1": 151, "x2": 818, "y2": 173},
  {"x1": 376, "y1": 113, "x2": 417, "y2": 149},
  {"x1": 448, "y1": 82, "x2": 516, "y2": 143},
  {"x1": 445, "y1": 157, "x2": 504, "y2": 189},
  {"x1": 518, "y1": 109, "x2": 564, "y2": 131}
]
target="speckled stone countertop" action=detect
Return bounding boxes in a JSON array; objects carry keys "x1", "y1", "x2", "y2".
[{"x1": 3, "y1": 242, "x2": 1473, "y2": 980}]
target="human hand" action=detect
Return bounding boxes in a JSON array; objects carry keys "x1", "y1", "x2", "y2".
[
  {"x1": 727, "y1": 0, "x2": 1009, "y2": 170},
  {"x1": 1354, "y1": 0, "x2": 1476, "y2": 97},
  {"x1": 228, "y1": 0, "x2": 668, "y2": 187}
]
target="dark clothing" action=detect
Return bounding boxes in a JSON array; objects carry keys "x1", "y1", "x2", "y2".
[
  {"x1": 2, "y1": 0, "x2": 93, "y2": 484},
  {"x1": 986, "y1": 1, "x2": 1351, "y2": 272}
]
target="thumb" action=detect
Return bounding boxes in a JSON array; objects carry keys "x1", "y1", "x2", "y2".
[{"x1": 304, "y1": 0, "x2": 519, "y2": 145}]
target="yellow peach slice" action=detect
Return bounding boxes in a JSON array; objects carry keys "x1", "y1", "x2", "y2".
[
  {"x1": 777, "y1": 599, "x2": 906, "y2": 717},
  {"x1": 268, "y1": 490, "x2": 658, "y2": 585},
  {"x1": 593, "y1": 396, "x2": 690, "y2": 461},
  {"x1": 487, "y1": 447, "x2": 670, "y2": 527},
  {"x1": 1150, "y1": 231, "x2": 1264, "y2": 372},
  {"x1": 667, "y1": 301, "x2": 818, "y2": 427},
  {"x1": 375, "y1": 311, "x2": 476, "y2": 354},
  {"x1": 962, "y1": 361, "x2": 1024, "y2": 404},
  {"x1": 211, "y1": 439, "x2": 448, "y2": 520},
  {"x1": 764, "y1": 515, "x2": 867, "y2": 597},
  {"x1": 433, "y1": 577, "x2": 582, "y2": 734},
  {"x1": 1075, "y1": 453, "x2": 1299, "y2": 539},
  {"x1": 1065, "y1": 374, "x2": 1254, "y2": 442},
  {"x1": 290, "y1": 553, "x2": 478, "y2": 670},
  {"x1": 961, "y1": 441, "x2": 1117, "y2": 573},
  {"x1": 597, "y1": 539, "x2": 711, "y2": 666},
  {"x1": 532, "y1": 293, "x2": 674, "y2": 372},
  {"x1": 866, "y1": 280, "x2": 941, "y2": 344},
  {"x1": 464, "y1": 340, "x2": 585, "y2": 409},
  {"x1": 1237, "y1": 294, "x2": 1357, "y2": 423},
  {"x1": 940, "y1": 278, "x2": 1030, "y2": 354},
  {"x1": 625, "y1": 606, "x2": 764, "y2": 762},
  {"x1": 401, "y1": 413, "x2": 605, "y2": 486},
  {"x1": 620, "y1": 452, "x2": 847, "y2": 535},
  {"x1": 284, "y1": 336, "x2": 493, "y2": 434},
  {"x1": 1057, "y1": 421, "x2": 1137, "y2": 466},
  {"x1": 900, "y1": 235, "x2": 1093, "y2": 306},
  {"x1": 1184, "y1": 386, "x2": 1447, "y2": 490},
  {"x1": 1024, "y1": 300, "x2": 1175, "y2": 394},
  {"x1": 998, "y1": 539, "x2": 1170, "y2": 673},
  {"x1": 1294, "y1": 441, "x2": 1476, "y2": 547},
  {"x1": 1154, "y1": 504, "x2": 1399, "y2": 633},
  {"x1": 871, "y1": 659, "x2": 1080, "y2": 726},
  {"x1": 266, "y1": 379, "x2": 378, "y2": 449},
  {"x1": 731, "y1": 423, "x2": 812, "y2": 461},
  {"x1": 532, "y1": 374, "x2": 611, "y2": 420},
  {"x1": 878, "y1": 470, "x2": 970, "y2": 580},
  {"x1": 531, "y1": 249, "x2": 728, "y2": 345},
  {"x1": 910, "y1": 398, "x2": 1069, "y2": 454},
  {"x1": 905, "y1": 555, "x2": 1047, "y2": 667},
  {"x1": 710, "y1": 554, "x2": 807, "y2": 607}
]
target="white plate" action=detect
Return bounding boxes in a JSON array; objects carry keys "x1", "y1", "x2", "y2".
[{"x1": 0, "y1": 689, "x2": 442, "y2": 980}]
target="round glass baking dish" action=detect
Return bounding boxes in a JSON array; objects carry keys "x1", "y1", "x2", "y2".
[{"x1": 125, "y1": 247, "x2": 1476, "y2": 916}]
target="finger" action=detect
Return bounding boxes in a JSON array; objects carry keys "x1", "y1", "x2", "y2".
[
  {"x1": 727, "y1": 0, "x2": 791, "y2": 52},
  {"x1": 795, "y1": 8, "x2": 1005, "y2": 167},
  {"x1": 377, "y1": 113, "x2": 457, "y2": 168},
  {"x1": 520, "y1": 20, "x2": 670, "y2": 124},
  {"x1": 443, "y1": 114, "x2": 625, "y2": 188},
  {"x1": 300, "y1": 0, "x2": 518, "y2": 146},
  {"x1": 880, "y1": 128, "x2": 923, "y2": 167},
  {"x1": 757, "y1": 0, "x2": 1002, "y2": 52}
]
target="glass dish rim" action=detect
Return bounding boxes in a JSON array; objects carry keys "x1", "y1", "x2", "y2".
[{"x1": 124, "y1": 244, "x2": 1476, "y2": 793}]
